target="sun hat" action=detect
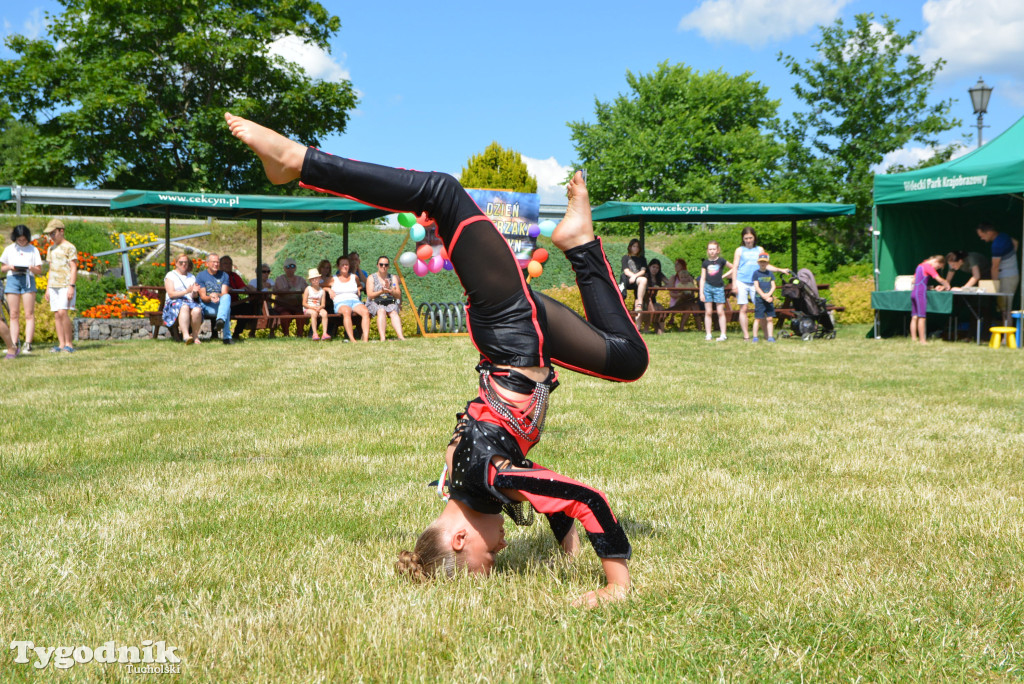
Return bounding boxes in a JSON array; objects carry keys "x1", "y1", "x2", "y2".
[
  {"x1": 308, "y1": 268, "x2": 321, "y2": 279},
  {"x1": 43, "y1": 219, "x2": 65, "y2": 235}
]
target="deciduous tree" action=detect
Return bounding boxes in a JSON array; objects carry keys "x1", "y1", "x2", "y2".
[
  {"x1": 568, "y1": 62, "x2": 783, "y2": 207},
  {"x1": 778, "y1": 13, "x2": 959, "y2": 257},
  {"x1": 0, "y1": 0, "x2": 357, "y2": 193},
  {"x1": 460, "y1": 142, "x2": 538, "y2": 193}
]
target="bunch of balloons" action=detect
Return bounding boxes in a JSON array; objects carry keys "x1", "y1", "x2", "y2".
[
  {"x1": 523, "y1": 220, "x2": 557, "y2": 278},
  {"x1": 397, "y1": 214, "x2": 557, "y2": 279},
  {"x1": 397, "y1": 213, "x2": 453, "y2": 276}
]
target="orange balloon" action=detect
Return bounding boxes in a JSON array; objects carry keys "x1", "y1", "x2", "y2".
[
  {"x1": 416, "y1": 244, "x2": 433, "y2": 261},
  {"x1": 440, "y1": 246, "x2": 449, "y2": 261},
  {"x1": 532, "y1": 248, "x2": 549, "y2": 264},
  {"x1": 527, "y1": 260, "x2": 543, "y2": 278}
]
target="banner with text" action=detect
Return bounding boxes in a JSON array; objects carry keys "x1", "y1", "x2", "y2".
[{"x1": 466, "y1": 189, "x2": 540, "y2": 265}]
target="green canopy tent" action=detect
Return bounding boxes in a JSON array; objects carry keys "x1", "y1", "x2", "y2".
[
  {"x1": 873, "y1": 114, "x2": 1024, "y2": 310},
  {"x1": 109, "y1": 190, "x2": 388, "y2": 288},
  {"x1": 590, "y1": 202, "x2": 856, "y2": 272}
]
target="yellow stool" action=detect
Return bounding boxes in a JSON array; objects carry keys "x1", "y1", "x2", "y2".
[{"x1": 989, "y1": 326, "x2": 1018, "y2": 349}]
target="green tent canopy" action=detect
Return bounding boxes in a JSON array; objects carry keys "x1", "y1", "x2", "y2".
[
  {"x1": 590, "y1": 201, "x2": 855, "y2": 271},
  {"x1": 872, "y1": 114, "x2": 1024, "y2": 306},
  {"x1": 110, "y1": 190, "x2": 388, "y2": 288}
]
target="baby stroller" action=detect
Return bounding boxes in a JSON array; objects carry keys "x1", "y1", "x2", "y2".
[{"x1": 780, "y1": 268, "x2": 835, "y2": 340}]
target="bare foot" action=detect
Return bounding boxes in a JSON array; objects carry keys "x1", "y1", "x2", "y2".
[
  {"x1": 551, "y1": 171, "x2": 595, "y2": 251},
  {"x1": 572, "y1": 583, "x2": 630, "y2": 608},
  {"x1": 224, "y1": 112, "x2": 305, "y2": 185}
]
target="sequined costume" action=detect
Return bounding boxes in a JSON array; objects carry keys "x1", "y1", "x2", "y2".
[
  {"x1": 447, "y1": 405, "x2": 631, "y2": 559},
  {"x1": 298, "y1": 148, "x2": 646, "y2": 558}
]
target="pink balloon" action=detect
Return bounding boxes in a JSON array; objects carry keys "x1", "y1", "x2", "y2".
[
  {"x1": 428, "y1": 255, "x2": 443, "y2": 273},
  {"x1": 414, "y1": 260, "x2": 428, "y2": 276}
]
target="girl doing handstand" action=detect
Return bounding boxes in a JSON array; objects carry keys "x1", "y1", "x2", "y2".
[{"x1": 225, "y1": 113, "x2": 649, "y2": 606}]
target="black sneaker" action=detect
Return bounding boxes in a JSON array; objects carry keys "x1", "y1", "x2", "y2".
[
  {"x1": 214, "y1": 319, "x2": 225, "y2": 335},
  {"x1": 222, "y1": 338, "x2": 234, "y2": 345}
]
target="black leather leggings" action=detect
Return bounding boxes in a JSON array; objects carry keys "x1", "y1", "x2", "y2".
[{"x1": 300, "y1": 148, "x2": 647, "y2": 381}]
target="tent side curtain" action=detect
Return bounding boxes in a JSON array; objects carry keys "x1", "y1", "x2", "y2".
[
  {"x1": 875, "y1": 194, "x2": 1023, "y2": 290},
  {"x1": 109, "y1": 190, "x2": 388, "y2": 222},
  {"x1": 590, "y1": 202, "x2": 855, "y2": 223}
]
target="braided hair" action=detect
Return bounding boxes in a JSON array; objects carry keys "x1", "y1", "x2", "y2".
[{"x1": 395, "y1": 522, "x2": 462, "y2": 581}]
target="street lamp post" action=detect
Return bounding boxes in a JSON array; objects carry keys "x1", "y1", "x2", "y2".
[{"x1": 967, "y1": 76, "x2": 993, "y2": 148}]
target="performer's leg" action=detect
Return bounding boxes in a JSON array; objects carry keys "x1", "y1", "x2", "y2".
[
  {"x1": 300, "y1": 148, "x2": 526, "y2": 309},
  {"x1": 226, "y1": 113, "x2": 524, "y2": 308},
  {"x1": 538, "y1": 174, "x2": 648, "y2": 382}
]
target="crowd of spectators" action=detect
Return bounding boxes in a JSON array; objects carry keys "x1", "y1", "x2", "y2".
[
  {"x1": 161, "y1": 249, "x2": 406, "y2": 344},
  {"x1": 623, "y1": 228, "x2": 792, "y2": 341}
]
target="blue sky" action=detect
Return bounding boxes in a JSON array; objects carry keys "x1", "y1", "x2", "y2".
[{"x1": 3, "y1": 0, "x2": 1023, "y2": 202}]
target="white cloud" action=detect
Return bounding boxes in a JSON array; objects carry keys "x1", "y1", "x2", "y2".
[
  {"x1": 1, "y1": 9, "x2": 46, "y2": 54},
  {"x1": 268, "y1": 35, "x2": 350, "y2": 83},
  {"x1": 917, "y1": 0, "x2": 1024, "y2": 80},
  {"x1": 872, "y1": 141, "x2": 969, "y2": 174},
  {"x1": 678, "y1": 0, "x2": 851, "y2": 47},
  {"x1": 22, "y1": 8, "x2": 45, "y2": 39},
  {"x1": 521, "y1": 155, "x2": 573, "y2": 204}
]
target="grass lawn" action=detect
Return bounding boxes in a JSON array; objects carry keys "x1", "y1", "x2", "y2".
[{"x1": 2, "y1": 325, "x2": 1022, "y2": 681}]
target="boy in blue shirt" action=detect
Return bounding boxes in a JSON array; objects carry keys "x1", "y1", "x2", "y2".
[{"x1": 751, "y1": 253, "x2": 776, "y2": 343}]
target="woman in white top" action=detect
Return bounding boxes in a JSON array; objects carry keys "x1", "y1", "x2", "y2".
[
  {"x1": 162, "y1": 254, "x2": 204, "y2": 344},
  {"x1": 330, "y1": 256, "x2": 369, "y2": 342},
  {"x1": 1, "y1": 225, "x2": 44, "y2": 354}
]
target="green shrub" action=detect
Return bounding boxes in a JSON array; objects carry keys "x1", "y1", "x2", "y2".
[
  {"x1": 10, "y1": 303, "x2": 57, "y2": 344},
  {"x1": 64, "y1": 221, "x2": 117, "y2": 258},
  {"x1": 273, "y1": 231, "x2": 349, "y2": 278},
  {"x1": 663, "y1": 222, "x2": 855, "y2": 277},
  {"x1": 74, "y1": 275, "x2": 124, "y2": 311},
  {"x1": 136, "y1": 263, "x2": 168, "y2": 287},
  {"x1": 830, "y1": 276, "x2": 874, "y2": 324}
]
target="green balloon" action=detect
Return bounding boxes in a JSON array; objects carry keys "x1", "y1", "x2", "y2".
[{"x1": 397, "y1": 213, "x2": 417, "y2": 228}]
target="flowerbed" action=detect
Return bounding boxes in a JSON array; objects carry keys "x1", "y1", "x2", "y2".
[{"x1": 81, "y1": 292, "x2": 161, "y2": 319}]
